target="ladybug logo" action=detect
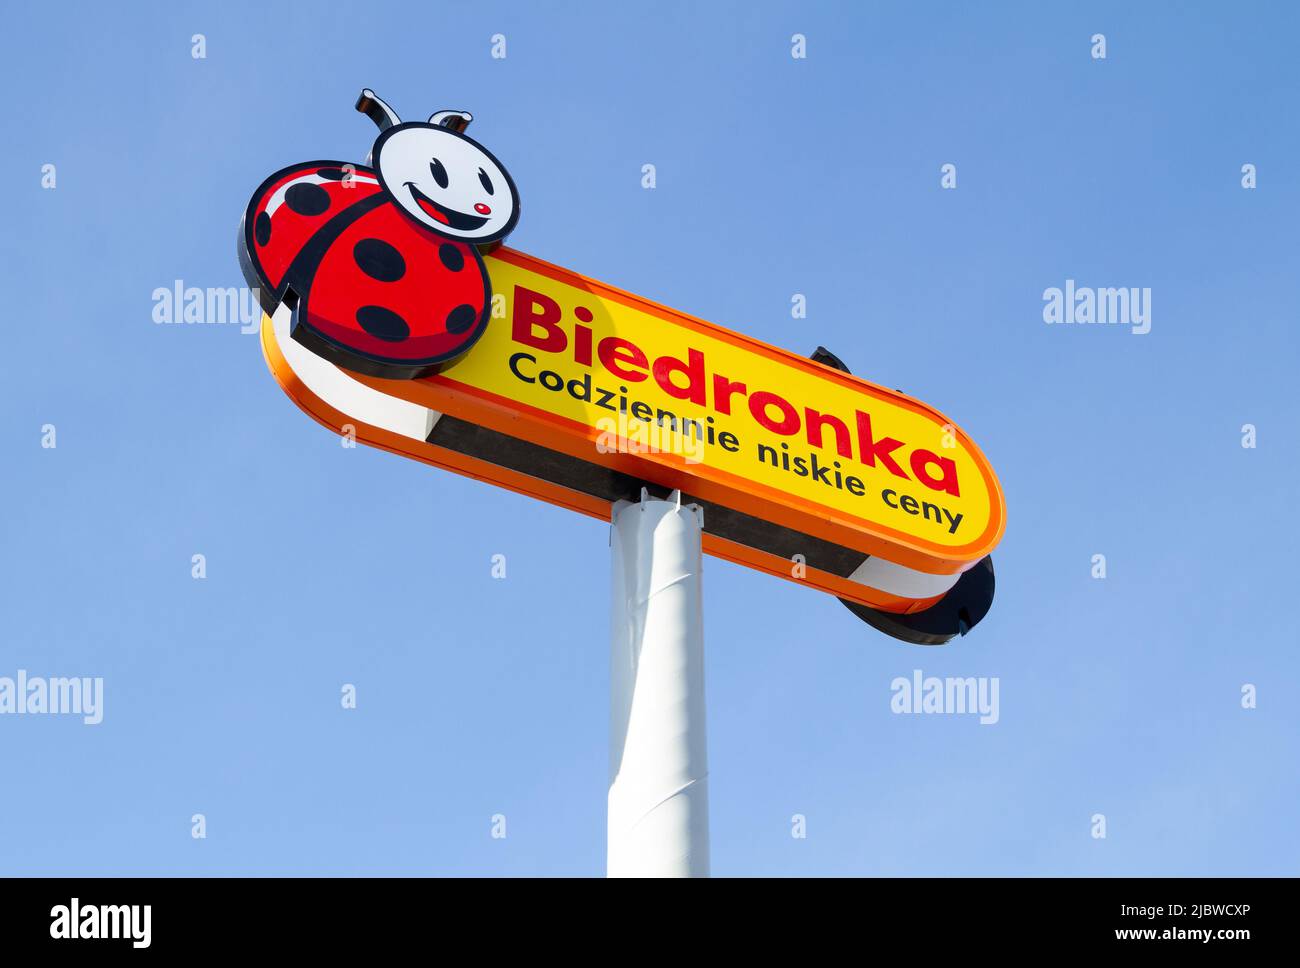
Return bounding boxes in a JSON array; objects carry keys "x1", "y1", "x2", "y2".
[{"x1": 238, "y1": 89, "x2": 520, "y2": 380}]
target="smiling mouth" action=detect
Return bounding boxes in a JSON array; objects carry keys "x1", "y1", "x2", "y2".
[{"x1": 403, "y1": 183, "x2": 489, "y2": 231}]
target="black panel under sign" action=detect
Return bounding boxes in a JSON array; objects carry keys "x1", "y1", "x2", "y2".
[{"x1": 427, "y1": 415, "x2": 869, "y2": 578}]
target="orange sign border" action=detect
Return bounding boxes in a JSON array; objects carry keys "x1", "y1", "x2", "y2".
[
  {"x1": 260, "y1": 311, "x2": 943, "y2": 614},
  {"x1": 349, "y1": 246, "x2": 1006, "y2": 576}
]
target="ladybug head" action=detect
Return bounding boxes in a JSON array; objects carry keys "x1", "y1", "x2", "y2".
[{"x1": 356, "y1": 88, "x2": 520, "y2": 245}]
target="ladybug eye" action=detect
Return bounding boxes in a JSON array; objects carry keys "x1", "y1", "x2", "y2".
[
  {"x1": 478, "y1": 168, "x2": 495, "y2": 195},
  {"x1": 429, "y1": 158, "x2": 449, "y2": 189}
]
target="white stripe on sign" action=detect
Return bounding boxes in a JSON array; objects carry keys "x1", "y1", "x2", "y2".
[
  {"x1": 846, "y1": 555, "x2": 961, "y2": 600},
  {"x1": 272, "y1": 303, "x2": 439, "y2": 441}
]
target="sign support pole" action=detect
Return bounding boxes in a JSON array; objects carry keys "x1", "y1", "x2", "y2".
[{"x1": 607, "y1": 489, "x2": 710, "y2": 877}]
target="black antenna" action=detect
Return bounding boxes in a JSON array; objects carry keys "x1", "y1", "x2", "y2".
[
  {"x1": 429, "y1": 110, "x2": 473, "y2": 133},
  {"x1": 356, "y1": 89, "x2": 401, "y2": 131}
]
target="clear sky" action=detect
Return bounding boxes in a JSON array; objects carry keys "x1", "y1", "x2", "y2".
[{"x1": 2, "y1": 1, "x2": 1296, "y2": 876}]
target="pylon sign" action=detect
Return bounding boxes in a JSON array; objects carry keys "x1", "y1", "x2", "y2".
[{"x1": 242, "y1": 90, "x2": 1005, "y2": 638}]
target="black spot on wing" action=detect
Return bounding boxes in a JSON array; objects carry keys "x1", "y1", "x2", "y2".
[
  {"x1": 438, "y1": 243, "x2": 464, "y2": 273},
  {"x1": 445, "y1": 304, "x2": 477, "y2": 335},
  {"x1": 357, "y1": 305, "x2": 410, "y2": 342},
  {"x1": 286, "y1": 182, "x2": 330, "y2": 216},
  {"x1": 353, "y1": 238, "x2": 406, "y2": 282}
]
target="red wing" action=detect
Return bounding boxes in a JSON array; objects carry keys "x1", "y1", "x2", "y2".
[
  {"x1": 300, "y1": 201, "x2": 490, "y2": 371},
  {"x1": 238, "y1": 161, "x2": 384, "y2": 304}
]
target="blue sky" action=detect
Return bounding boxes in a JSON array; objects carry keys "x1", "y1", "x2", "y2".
[{"x1": 2, "y1": 0, "x2": 1297, "y2": 876}]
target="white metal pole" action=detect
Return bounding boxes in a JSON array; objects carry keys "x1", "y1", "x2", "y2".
[{"x1": 608, "y1": 488, "x2": 709, "y2": 877}]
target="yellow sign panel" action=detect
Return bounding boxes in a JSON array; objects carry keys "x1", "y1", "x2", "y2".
[{"x1": 367, "y1": 248, "x2": 1005, "y2": 574}]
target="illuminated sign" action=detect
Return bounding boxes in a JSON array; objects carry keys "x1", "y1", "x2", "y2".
[
  {"x1": 244, "y1": 89, "x2": 1005, "y2": 634},
  {"x1": 355, "y1": 249, "x2": 1004, "y2": 576}
]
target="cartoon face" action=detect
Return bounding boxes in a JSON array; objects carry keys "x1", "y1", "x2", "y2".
[{"x1": 373, "y1": 123, "x2": 519, "y2": 244}]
